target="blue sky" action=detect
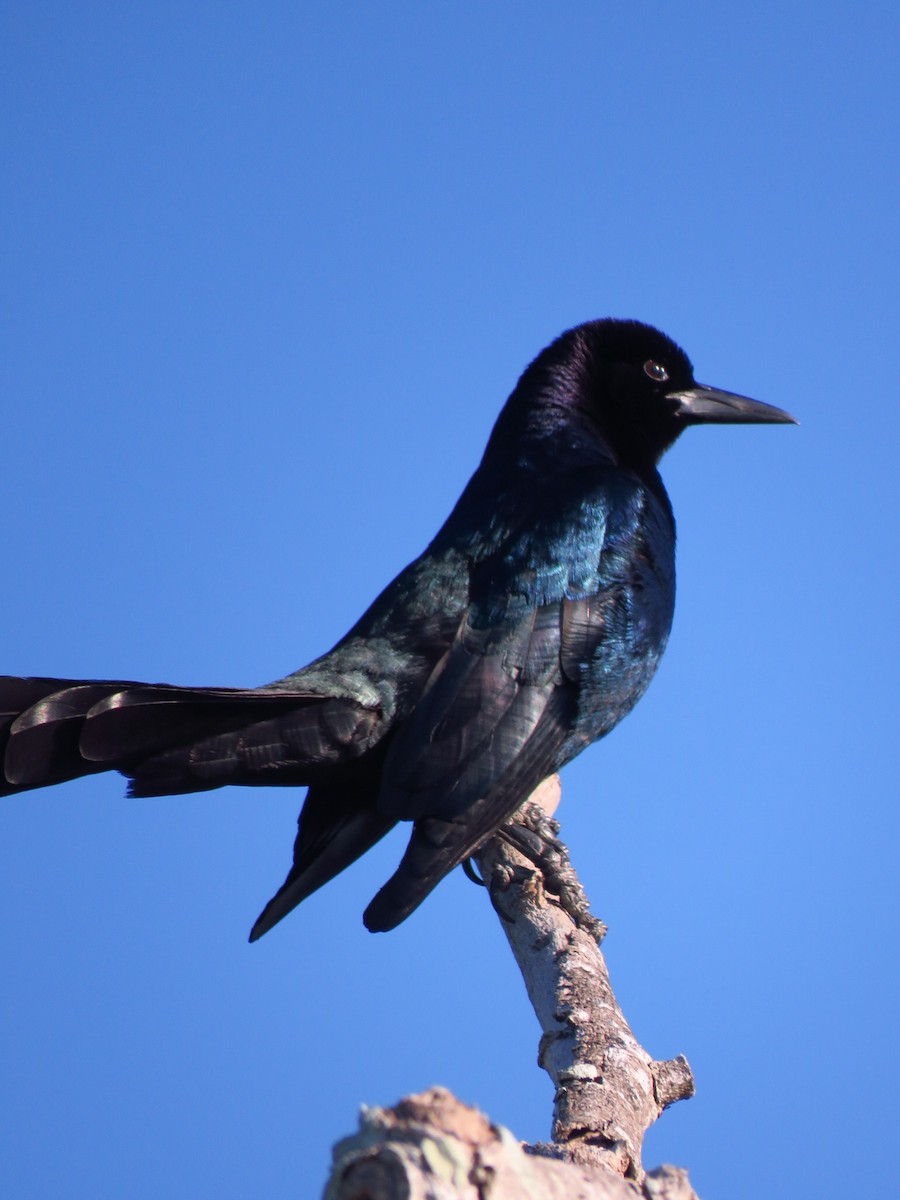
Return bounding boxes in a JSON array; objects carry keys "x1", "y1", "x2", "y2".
[{"x1": 2, "y1": 4, "x2": 897, "y2": 1198}]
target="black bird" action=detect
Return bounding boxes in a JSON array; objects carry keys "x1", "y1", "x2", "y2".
[{"x1": 0, "y1": 320, "x2": 794, "y2": 937}]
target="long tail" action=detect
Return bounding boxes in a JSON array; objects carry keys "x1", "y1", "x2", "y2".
[
  {"x1": 0, "y1": 675, "x2": 342, "y2": 796},
  {"x1": 2, "y1": 674, "x2": 399, "y2": 938}
]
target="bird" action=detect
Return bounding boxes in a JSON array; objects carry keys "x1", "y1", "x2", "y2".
[{"x1": 0, "y1": 319, "x2": 795, "y2": 938}]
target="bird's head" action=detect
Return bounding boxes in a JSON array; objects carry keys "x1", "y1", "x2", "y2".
[{"x1": 507, "y1": 318, "x2": 796, "y2": 471}]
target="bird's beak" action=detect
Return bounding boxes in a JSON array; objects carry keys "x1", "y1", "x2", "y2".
[{"x1": 666, "y1": 384, "x2": 797, "y2": 425}]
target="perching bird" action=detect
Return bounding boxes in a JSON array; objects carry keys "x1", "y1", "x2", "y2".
[{"x1": 0, "y1": 319, "x2": 794, "y2": 937}]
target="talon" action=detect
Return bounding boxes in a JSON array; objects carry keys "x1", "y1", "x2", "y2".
[{"x1": 461, "y1": 857, "x2": 486, "y2": 887}]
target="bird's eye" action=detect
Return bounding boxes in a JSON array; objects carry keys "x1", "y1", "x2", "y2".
[{"x1": 643, "y1": 360, "x2": 669, "y2": 383}]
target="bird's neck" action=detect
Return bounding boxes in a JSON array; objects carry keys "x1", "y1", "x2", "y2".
[
  {"x1": 471, "y1": 360, "x2": 678, "y2": 527},
  {"x1": 485, "y1": 368, "x2": 672, "y2": 480}
]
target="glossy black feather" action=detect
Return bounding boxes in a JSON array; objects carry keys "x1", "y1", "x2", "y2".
[{"x1": 0, "y1": 318, "x2": 795, "y2": 935}]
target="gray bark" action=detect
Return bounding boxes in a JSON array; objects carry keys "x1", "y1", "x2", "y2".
[
  {"x1": 474, "y1": 777, "x2": 694, "y2": 1178},
  {"x1": 324, "y1": 1088, "x2": 696, "y2": 1200},
  {"x1": 323, "y1": 778, "x2": 698, "y2": 1199}
]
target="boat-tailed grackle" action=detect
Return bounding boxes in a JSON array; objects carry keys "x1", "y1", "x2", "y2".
[{"x1": 0, "y1": 319, "x2": 795, "y2": 936}]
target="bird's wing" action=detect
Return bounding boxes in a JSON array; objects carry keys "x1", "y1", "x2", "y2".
[
  {"x1": 377, "y1": 599, "x2": 576, "y2": 821},
  {"x1": 363, "y1": 470, "x2": 661, "y2": 931},
  {"x1": 375, "y1": 467, "x2": 636, "y2": 825},
  {"x1": 363, "y1": 594, "x2": 608, "y2": 931}
]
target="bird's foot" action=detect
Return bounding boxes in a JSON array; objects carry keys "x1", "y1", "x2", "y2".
[{"x1": 496, "y1": 801, "x2": 607, "y2": 944}]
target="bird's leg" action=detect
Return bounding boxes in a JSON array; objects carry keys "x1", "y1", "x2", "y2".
[{"x1": 496, "y1": 800, "x2": 607, "y2": 944}]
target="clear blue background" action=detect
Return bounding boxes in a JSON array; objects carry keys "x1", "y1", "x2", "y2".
[{"x1": 2, "y1": 5, "x2": 897, "y2": 1197}]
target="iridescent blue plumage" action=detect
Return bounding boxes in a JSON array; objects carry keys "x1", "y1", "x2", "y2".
[{"x1": 0, "y1": 318, "x2": 795, "y2": 936}]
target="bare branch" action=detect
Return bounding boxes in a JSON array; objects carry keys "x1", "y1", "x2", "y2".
[
  {"x1": 473, "y1": 777, "x2": 695, "y2": 1180},
  {"x1": 323, "y1": 777, "x2": 699, "y2": 1198},
  {"x1": 325, "y1": 1087, "x2": 696, "y2": 1200}
]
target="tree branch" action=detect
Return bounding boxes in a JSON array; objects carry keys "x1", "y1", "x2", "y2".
[
  {"x1": 323, "y1": 777, "x2": 698, "y2": 1198},
  {"x1": 325, "y1": 1087, "x2": 696, "y2": 1200},
  {"x1": 474, "y1": 776, "x2": 694, "y2": 1179}
]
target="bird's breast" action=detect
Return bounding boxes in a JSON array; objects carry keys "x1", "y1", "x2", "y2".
[{"x1": 563, "y1": 486, "x2": 675, "y2": 754}]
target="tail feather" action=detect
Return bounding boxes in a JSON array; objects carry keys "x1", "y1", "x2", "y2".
[
  {"x1": 2, "y1": 674, "x2": 398, "y2": 939},
  {"x1": 125, "y1": 697, "x2": 383, "y2": 796},
  {"x1": 1, "y1": 676, "x2": 145, "y2": 795},
  {"x1": 249, "y1": 784, "x2": 396, "y2": 941},
  {"x1": 80, "y1": 686, "x2": 319, "y2": 763},
  {"x1": 0, "y1": 675, "x2": 352, "y2": 798},
  {"x1": 5, "y1": 683, "x2": 143, "y2": 790}
]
